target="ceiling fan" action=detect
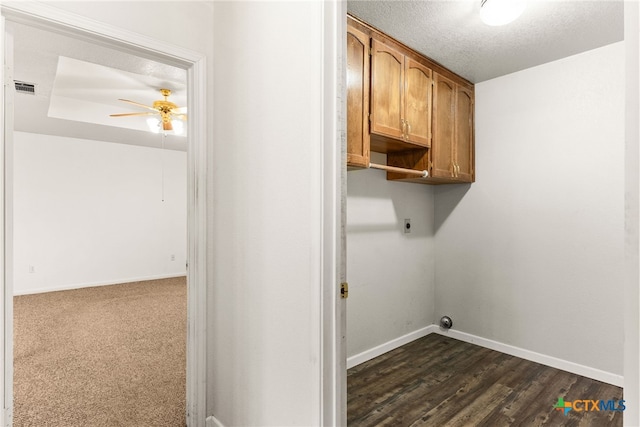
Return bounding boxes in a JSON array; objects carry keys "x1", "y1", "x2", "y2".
[{"x1": 110, "y1": 88, "x2": 187, "y2": 132}]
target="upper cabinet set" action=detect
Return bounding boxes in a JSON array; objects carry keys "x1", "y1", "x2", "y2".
[{"x1": 347, "y1": 15, "x2": 475, "y2": 184}]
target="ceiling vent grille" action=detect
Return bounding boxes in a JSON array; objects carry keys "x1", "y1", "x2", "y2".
[{"x1": 14, "y1": 81, "x2": 36, "y2": 95}]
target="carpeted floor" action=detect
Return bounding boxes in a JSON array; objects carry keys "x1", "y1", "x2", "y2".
[{"x1": 13, "y1": 277, "x2": 187, "y2": 427}]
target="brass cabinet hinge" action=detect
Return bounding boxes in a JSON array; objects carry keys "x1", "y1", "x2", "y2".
[{"x1": 340, "y1": 282, "x2": 349, "y2": 299}]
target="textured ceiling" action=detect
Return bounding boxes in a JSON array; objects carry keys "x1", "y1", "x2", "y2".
[
  {"x1": 347, "y1": 0, "x2": 624, "y2": 83},
  {"x1": 9, "y1": 21, "x2": 187, "y2": 151},
  {"x1": 7, "y1": 1, "x2": 625, "y2": 149}
]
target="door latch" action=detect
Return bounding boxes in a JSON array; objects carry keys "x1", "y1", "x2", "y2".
[{"x1": 340, "y1": 282, "x2": 349, "y2": 299}]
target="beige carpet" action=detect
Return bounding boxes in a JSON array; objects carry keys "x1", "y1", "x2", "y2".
[{"x1": 13, "y1": 277, "x2": 186, "y2": 427}]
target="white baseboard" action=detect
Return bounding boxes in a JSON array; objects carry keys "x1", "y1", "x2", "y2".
[
  {"x1": 434, "y1": 328, "x2": 624, "y2": 387},
  {"x1": 206, "y1": 415, "x2": 225, "y2": 427},
  {"x1": 347, "y1": 325, "x2": 437, "y2": 369},
  {"x1": 347, "y1": 324, "x2": 623, "y2": 387},
  {"x1": 13, "y1": 273, "x2": 187, "y2": 296}
]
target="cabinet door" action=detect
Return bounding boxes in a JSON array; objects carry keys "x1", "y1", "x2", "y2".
[
  {"x1": 370, "y1": 37, "x2": 404, "y2": 141},
  {"x1": 346, "y1": 25, "x2": 370, "y2": 168},
  {"x1": 455, "y1": 85, "x2": 474, "y2": 182},
  {"x1": 403, "y1": 58, "x2": 431, "y2": 147},
  {"x1": 431, "y1": 73, "x2": 456, "y2": 179}
]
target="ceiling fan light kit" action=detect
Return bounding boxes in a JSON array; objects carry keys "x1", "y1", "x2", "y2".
[
  {"x1": 110, "y1": 88, "x2": 187, "y2": 135},
  {"x1": 147, "y1": 117, "x2": 184, "y2": 135},
  {"x1": 480, "y1": 0, "x2": 526, "y2": 26}
]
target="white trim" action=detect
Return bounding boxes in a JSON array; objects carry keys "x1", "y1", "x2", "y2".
[
  {"x1": 12, "y1": 274, "x2": 187, "y2": 296},
  {"x1": 320, "y1": 0, "x2": 344, "y2": 426},
  {"x1": 434, "y1": 325, "x2": 623, "y2": 387},
  {"x1": 1, "y1": 2, "x2": 200, "y2": 67},
  {"x1": 206, "y1": 415, "x2": 225, "y2": 427},
  {"x1": 0, "y1": 3, "x2": 208, "y2": 426},
  {"x1": 346, "y1": 325, "x2": 436, "y2": 369},
  {"x1": 185, "y1": 54, "x2": 208, "y2": 427},
  {"x1": 347, "y1": 325, "x2": 623, "y2": 387},
  {"x1": 436, "y1": 328, "x2": 624, "y2": 387},
  {"x1": 1, "y1": 14, "x2": 11, "y2": 427}
]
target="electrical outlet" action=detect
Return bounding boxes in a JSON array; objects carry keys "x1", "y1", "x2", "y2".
[
  {"x1": 170, "y1": 254, "x2": 175, "y2": 261},
  {"x1": 28, "y1": 265, "x2": 35, "y2": 274},
  {"x1": 404, "y1": 218, "x2": 411, "y2": 234}
]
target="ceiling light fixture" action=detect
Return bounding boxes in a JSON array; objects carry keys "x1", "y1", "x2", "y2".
[
  {"x1": 480, "y1": 0, "x2": 526, "y2": 26},
  {"x1": 147, "y1": 117, "x2": 184, "y2": 135},
  {"x1": 111, "y1": 88, "x2": 187, "y2": 135}
]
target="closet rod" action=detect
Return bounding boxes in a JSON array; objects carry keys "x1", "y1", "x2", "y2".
[{"x1": 369, "y1": 162, "x2": 429, "y2": 178}]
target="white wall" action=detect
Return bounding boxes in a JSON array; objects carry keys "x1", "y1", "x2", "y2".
[
  {"x1": 210, "y1": 2, "x2": 331, "y2": 425},
  {"x1": 47, "y1": 1, "x2": 214, "y2": 54},
  {"x1": 346, "y1": 152, "x2": 435, "y2": 359},
  {"x1": 624, "y1": 2, "x2": 640, "y2": 425},
  {"x1": 434, "y1": 42, "x2": 625, "y2": 376},
  {"x1": 12, "y1": 132, "x2": 187, "y2": 294}
]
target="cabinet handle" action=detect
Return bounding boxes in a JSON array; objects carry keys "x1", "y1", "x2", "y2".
[
  {"x1": 406, "y1": 121, "x2": 411, "y2": 138},
  {"x1": 455, "y1": 164, "x2": 460, "y2": 177}
]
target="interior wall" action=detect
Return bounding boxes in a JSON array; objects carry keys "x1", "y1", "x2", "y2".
[
  {"x1": 624, "y1": 2, "x2": 640, "y2": 425},
  {"x1": 12, "y1": 132, "x2": 187, "y2": 294},
  {"x1": 434, "y1": 42, "x2": 625, "y2": 376},
  {"x1": 210, "y1": 1, "x2": 328, "y2": 425},
  {"x1": 346, "y1": 152, "x2": 435, "y2": 359}
]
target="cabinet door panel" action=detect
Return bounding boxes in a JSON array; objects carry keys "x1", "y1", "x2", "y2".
[
  {"x1": 431, "y1": 73, "x2": 455, "y2": 179},
  {"x1": 404, "y1": 58, "x2": 431, "y2": 147},
  {"x1": 370, "y1": 37, "x2": 404, "y2": 141},
  {"x1": 346, "y1": 25, "x2": 370, "y2": 168},
  {"x1": 455, "y1": 86, "x2": 474, "y2": 182}
]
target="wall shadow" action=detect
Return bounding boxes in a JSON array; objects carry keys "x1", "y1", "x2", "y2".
[{"x1": 433, "y1": 183, "x2": 472, "y2": 232}]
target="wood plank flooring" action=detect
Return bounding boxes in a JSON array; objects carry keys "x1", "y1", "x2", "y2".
[{"x1": 348, "y1": 334, "x2": 623, "y2": 426}]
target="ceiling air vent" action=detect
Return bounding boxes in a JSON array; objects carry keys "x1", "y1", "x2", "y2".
[{"x1": 14, "y1": 81, "x2": 36, "y2": 95}]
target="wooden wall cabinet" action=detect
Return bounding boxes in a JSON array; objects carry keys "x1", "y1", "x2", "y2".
[
  {"x1": 403, "y1": 58, "x2": 433, "y2": 147},
  {"x1": 346, "y1": 22, "x2": 371, "y2": 169},
  {"x1": 387, "y1": 76, "x2": 474, "y2": 184},
  {"x1": 346, "y1": 14, "x2": 474, "y2": 184},
  {"x1": 428, "y1": 73, "x2": 475, "y2": 183},
  {"x1": 369, "y1": 35, "x2": 432, "y2": 153}
]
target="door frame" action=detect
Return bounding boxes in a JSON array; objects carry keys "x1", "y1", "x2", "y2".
[
  {"x1": 320, "y1": 1, "x2": 347, "y2": 425},
  {"x1": 0, "y1": 3, "x2": 208, "y2": 426}
]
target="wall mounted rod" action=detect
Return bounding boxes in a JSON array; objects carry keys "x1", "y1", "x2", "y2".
[{"x1": 369, "y1": 162, "x2": 429, "y2": 178}]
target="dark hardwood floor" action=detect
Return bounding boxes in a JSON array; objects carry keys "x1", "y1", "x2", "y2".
[{"x1": 348, "y1": 334, "x2": 623, "y2": 426}]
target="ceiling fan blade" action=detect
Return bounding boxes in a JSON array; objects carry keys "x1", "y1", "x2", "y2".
[
  {"x1": 171, "y1": 113, "x2": 188, "y2": 120},
  {"x1": 110, "y1": 112, "x2": 157, "y2": 117},
  {"x1": 118, "y1": 99, "x2": 158, "y2": 112}
]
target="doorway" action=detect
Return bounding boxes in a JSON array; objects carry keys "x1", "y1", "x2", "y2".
[{"x1": 1, "y1": 4, "x2": 207, "y2": 425}]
